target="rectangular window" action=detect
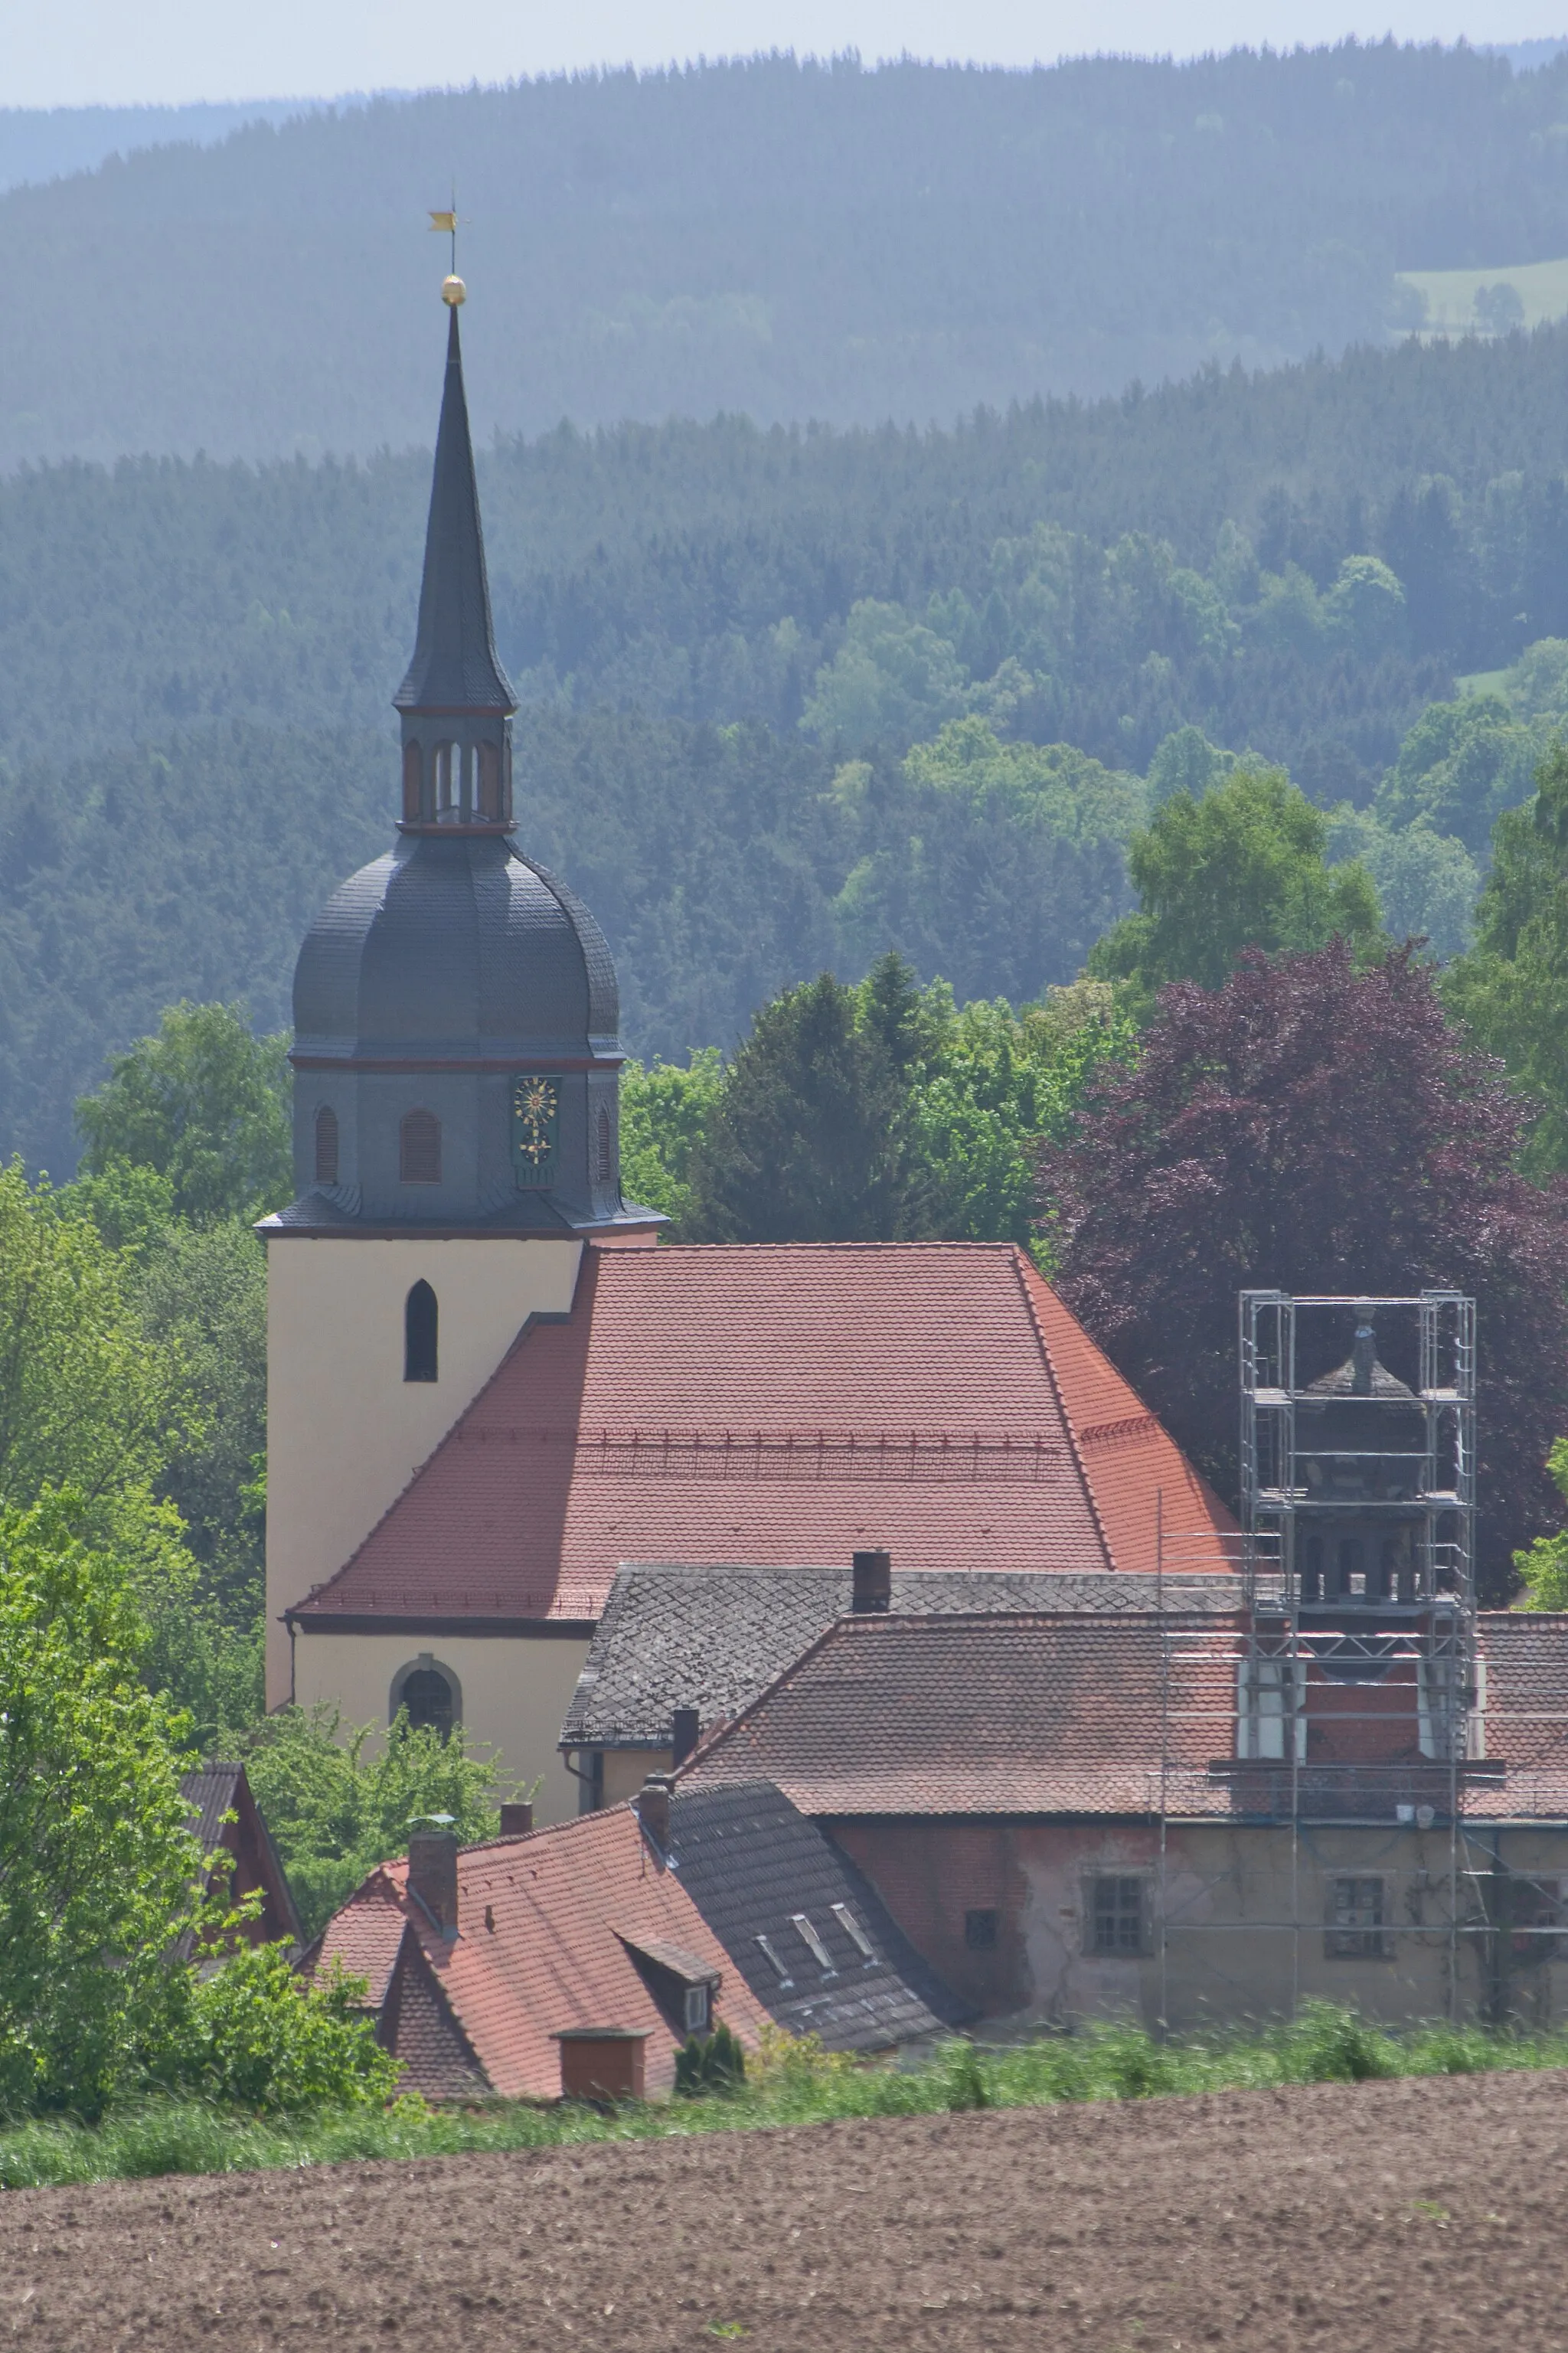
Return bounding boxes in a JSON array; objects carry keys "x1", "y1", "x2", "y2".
[
  {"x1": 755, "y1": 1933, "x2": 793, "y2": 1989},
  {"x1": 1509, "y1": 1876, "x2": 1560, "y2": 1968},
  {"x1": 831, "y1": 1902, "x2": 875, "y2": 1960},
  {"x1": 1089, "y1": 1876, "x2": 1147, "y2": 1957},
  {"x1": 965, "y1": 1907, "x2": 999, "y2": 1950},
  {"x1": 791, "y1": 1913, "x2": 837, "y2": 1975},
  {"x1": 683, "y1": 1982, "x2": 710, "y2": 2033},
  {"x1": 1325, "y1": 1876, "x2": 1390, "y2": 1959}
]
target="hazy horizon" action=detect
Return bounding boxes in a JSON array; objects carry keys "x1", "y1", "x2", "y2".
[{"x1": 1, "y1": 5, "x2": 1564, "y2": 110}]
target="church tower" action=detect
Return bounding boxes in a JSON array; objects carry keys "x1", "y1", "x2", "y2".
[{"x1": 260, "y1": 276, "x2": 659, "y2": 1709}]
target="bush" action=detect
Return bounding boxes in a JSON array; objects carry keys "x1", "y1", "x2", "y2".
[
  {"x1": 674, "y1": 2021, "x2": 747, "y2": 2099},
  {"x1": 168, "y1": 1945, "x2": 399, "y2": 2113}
]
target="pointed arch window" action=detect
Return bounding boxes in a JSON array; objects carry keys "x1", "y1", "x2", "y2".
[
  {"x1": 404, "y1": 1280, "x2": 438, "y2": 1382},
  {"x1": 400, "y1": 1109, "x2": 441, "y2": 1184},
  {"x1": 314, "y1": 1103, "x2": 340, "y2": 1185},
  {"x1": 596, "y1": 1105, "x2": 613, "y2": 1185}
]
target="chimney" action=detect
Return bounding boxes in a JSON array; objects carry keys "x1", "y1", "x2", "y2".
[
  {"x1": 634, "y1": 1773, "x2": 674, "y2": 1847},
  {"x1": 1352, "y1": 1322, "x2": 1377, "y2": 1396},
  {"x1": 498, "y1": 1800, "x2": 534, "y2": 1837},
  {"x1": 407, "y1": 1821, "x2": 459, "y2": 1937},
  {"x1": 852, "y1": 1548, "x2": 892, "y2": 1613},
  {"x1": 671, "y1": 1707, "x2": 700, "y2": 1767}
]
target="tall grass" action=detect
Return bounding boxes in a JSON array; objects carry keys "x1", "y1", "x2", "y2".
[{"x1": 2, "y1": 2005, "x2": 1564, "y2": 2193}]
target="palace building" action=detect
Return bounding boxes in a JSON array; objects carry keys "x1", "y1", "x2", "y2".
[{"x1": 261, "y1": 282, "x2": 1236, "y2": 1820}]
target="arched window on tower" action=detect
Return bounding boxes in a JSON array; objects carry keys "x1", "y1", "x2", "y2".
[
  {"x1": 478, "y1": 741, "x2": 501, "y2": 822},
  {"x1": 433, "y1": 742, "x2": 456, "y2": 814},
  {"x1": 314, "y1": 1103, "x2": 339, "y2": 1185},
  {"x1": 400, "y1": 1109, "x2": 441, "y2": 1184},
  {"x1": 404, "y1": 1280, "x2": 438, "y2": 1382},
  {"x1": 402, "y1": 742, "x2": 422, "y2": 824},
  {"x1": 596, "y1": 1105, "x2": 612, "y2": 1185}
]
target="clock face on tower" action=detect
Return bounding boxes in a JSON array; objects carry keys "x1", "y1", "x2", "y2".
[{"x1": 511, "y1": 1074, "x2": 560, "y2": 1188}]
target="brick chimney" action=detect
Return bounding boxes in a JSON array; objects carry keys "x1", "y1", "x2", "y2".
[
  {"x1": 407, "y1": 1822, "x2": 459, "y2": 1937},
  {"x1": 634, "y1": 1773, "x2": 674, "y2": 1847},
  {"x1": 852, "y1": 1548, "x2": 892, "y2": 1613},
  {"x1": 498, "y1": 1800, "x2": 534, "y2": 1837},
  {"x1": 671, "y1": 1707, "x2": 700, "y2": 1767}
]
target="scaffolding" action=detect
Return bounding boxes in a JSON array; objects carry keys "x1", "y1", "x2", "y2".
[{"x1": 1148, "y1": 1292, "x2": 1565, "y2": 2029}]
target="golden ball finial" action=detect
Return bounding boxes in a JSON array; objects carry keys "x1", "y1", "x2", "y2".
[{"x1": 442, "y1": 273, "x2": 466, "y2": 307}]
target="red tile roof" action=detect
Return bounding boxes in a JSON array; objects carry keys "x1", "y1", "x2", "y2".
[
  {"x1": 315, "y1": 1810, "x2": 772, "y2": 2100},
  {"x1": 293, "y1": 1242, "x2": 1236, "y2": 1626},
  {"x1": 681, "y1": 1610, "x2": 1246, "y2": 1816},
  {"x1": 679, "y1": 1610, "x2": 1568, "y2": 1825}
]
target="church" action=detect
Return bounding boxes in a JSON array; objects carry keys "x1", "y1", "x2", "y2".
[{"x1": 261, "y1": 276, "x2": 1236, "y2": 1821}]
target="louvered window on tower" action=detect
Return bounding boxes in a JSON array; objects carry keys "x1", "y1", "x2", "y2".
[
  {"x1": 400, "y1": 1109, "x2": 441, "y2": 1184},
  {"x1": 314, "y1": 1103, "x2": 339, "y2": 1185},
  {"x1": 596, "y1": 1106, "x2": 612, "y2": 1184}
]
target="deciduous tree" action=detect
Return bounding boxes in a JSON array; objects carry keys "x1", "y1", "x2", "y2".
[{"x1": 1040, "y1": 942, "x2": 1568, "y2": 1596}]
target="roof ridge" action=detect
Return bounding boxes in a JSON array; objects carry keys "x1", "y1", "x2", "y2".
[{"x1": 1010, "y1": 1247, "x2": 1118, "y2": 1573}]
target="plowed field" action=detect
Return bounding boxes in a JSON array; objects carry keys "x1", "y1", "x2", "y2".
[{"x1": 3, "y1": 2070, "x2": 1566, "y2": 2348}]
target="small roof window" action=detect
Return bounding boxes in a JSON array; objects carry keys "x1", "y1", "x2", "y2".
[
  {"x1": 792, "y1": 1913, "x2": 838, "y2": 1976},
  {"x1": 831, "y1": 1902, "x2": 875, "y2": 1961},
  {"x1": 755, "y1": 1933, "x2": 794, "y2": 1988}
]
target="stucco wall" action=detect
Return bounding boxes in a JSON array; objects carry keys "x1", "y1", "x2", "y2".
[
  {"x1": 292, "y1": 1628, "x2": 592, "y2": 1825},
  {"x1": 263, "y1": 1235, "x2": 583, "y2": 1703},
  {"x1": 829, "y1": 1817, "x2": 1568, "y2": 2031}
]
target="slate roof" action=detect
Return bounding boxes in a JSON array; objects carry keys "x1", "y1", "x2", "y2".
[
  {"x1": 394, "y1": 306, "x2": 514, "y2": 714},
  {"x1": 562, "y1": 1562, "x2": 1249, "y2": 1750},
  {"x1": 179, "y1": 1762, "x2": 302, "y2": 1949},
  {"x1": 312, "y1": 1783, "x2": 960, "y2": 2099},
  {"x1": 670, "y1": 1780, "x2": 968, "y2": 2047},
  {"x1": 679, "y1": 1610, "x2": 1245, "y2": 1818},
  {"x1": 292, "y1": 1242, "x2": 1237, "y2": 1629}
]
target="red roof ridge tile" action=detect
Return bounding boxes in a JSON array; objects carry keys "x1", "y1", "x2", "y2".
[{"x1": 1009, "y1": 1245, "x2": 1117, "y2": 1570}]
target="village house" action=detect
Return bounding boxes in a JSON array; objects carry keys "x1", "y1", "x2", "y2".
[{"x1": 311, "y1": 1780, "x2": 965, "y2": 2100}]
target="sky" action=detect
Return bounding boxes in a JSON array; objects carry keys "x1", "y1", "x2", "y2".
[{"x1": 1, "y1": 0, "x2": 1563, "y2": 109}]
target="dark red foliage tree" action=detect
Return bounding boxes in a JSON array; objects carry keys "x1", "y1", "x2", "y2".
[{"x1": 1038, "y1": 943, "x2": 1568, "y2": 1600}]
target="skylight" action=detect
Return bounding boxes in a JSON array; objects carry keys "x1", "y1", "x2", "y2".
[
  {"x1": 755, "y1": 1933, "x2": 793, "y2": 1988},
  {"x1": 792, "y1": 1913, "x2": 838, "y2": 1975},
  {"x1": 831, "y1": 1902, "x2": 875, "y2": 1960}
]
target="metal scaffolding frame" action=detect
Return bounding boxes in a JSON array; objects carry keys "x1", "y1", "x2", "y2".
[{"x1": 1144, "y1": 1293, "x2": 1566, "y2": 2030}]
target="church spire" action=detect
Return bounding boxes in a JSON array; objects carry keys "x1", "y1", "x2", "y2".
[{"x1": 394, "y1": 283, "x2": 516, "y2": 829}]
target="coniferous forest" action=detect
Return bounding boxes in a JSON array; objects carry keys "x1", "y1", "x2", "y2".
[{"x1": 7, "y1": 302, "x2": 1568, "y2": 1169}]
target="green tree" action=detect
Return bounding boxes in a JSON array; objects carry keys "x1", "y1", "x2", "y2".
[
  {"x1": 0, "y1": 1162, "x2": 189, "y2": 1515},
  {"x1": 1374, "y1": 694, "x2": 1547, "y2": 854},
  {"x1": 171, "y1": 1944, "x2": 398, "y2": 2112},
  {"x1": 684, "y1": 958, "x2": 914, "y2": 1242},
  {"x1": 241, "y1": 1706, "x2": 508, "y2": 1940},
  {"x1": 619, "y1": 1049, "x2": 726, "y2": 1230},
  {"x1": 1089, "y1": 764, "x2": 1382, "y2": 1004},
  {"x1": 1514, "y1": 1439, "x2": 1568, "y2": 1610},
  {"x1": 0, "y1": 1494, "x2": 201, "y2": 2116},
  {"x1": 801, "y1": 600, "x2": 971, "y2": 747},
  {"x1": 905, "y1": 980, "x2": 1137, "y2": 1245},
  {"x1": 132, "y1": 1218, "x2": 268, "y2": 1626},
  {"x1": 76, "y1": 1002, "x2": 292, "y2": 1225},
  {"x1": 1444, "y1": 743, "x2": 1568, "y2": 1175}
]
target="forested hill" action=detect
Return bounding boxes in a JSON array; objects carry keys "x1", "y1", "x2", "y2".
[
  {"x1": 5, "y1": 41, "x2": 1568, "y2": 468},
  {"x1": 4, "y1": 314, "x2": 1568, "y2": 1174}
]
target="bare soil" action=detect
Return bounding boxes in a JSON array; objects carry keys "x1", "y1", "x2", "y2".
[{"x1": 2, "y1": 2071, "x2": 1566, "y2": 2350}]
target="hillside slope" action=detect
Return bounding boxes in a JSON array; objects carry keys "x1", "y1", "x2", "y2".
[{"x1": 6, "y1": 43, "x2": 1568, "y2": 466}]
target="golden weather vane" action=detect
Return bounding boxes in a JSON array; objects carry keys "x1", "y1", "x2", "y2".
[{"x1": 430, "y1": 197, "x2": 465, "y2": 306}]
